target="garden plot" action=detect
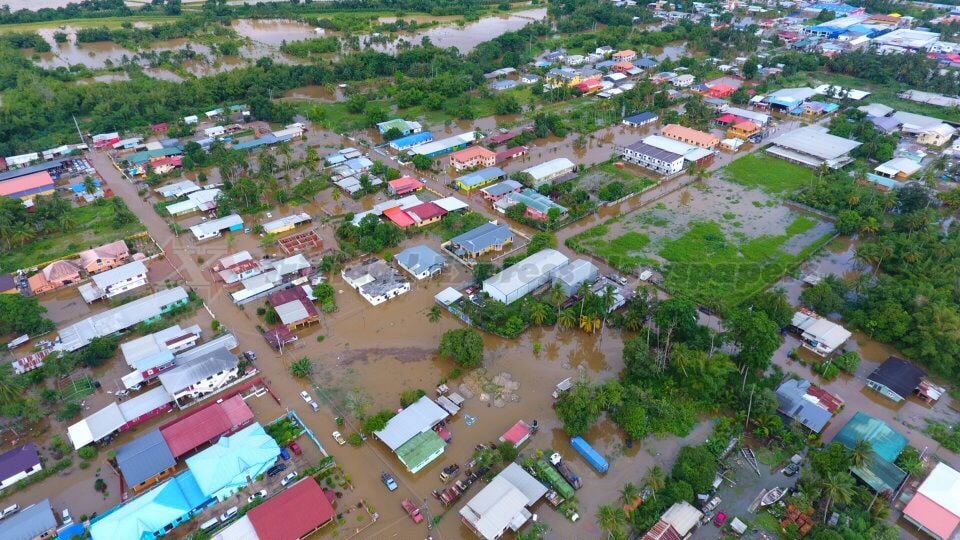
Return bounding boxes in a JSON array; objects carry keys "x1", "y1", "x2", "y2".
[{"x1": 568, "y1": 177, "x2": 834, "y2": 308}]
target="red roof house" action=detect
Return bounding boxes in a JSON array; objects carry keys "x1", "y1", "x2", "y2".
[
  {"x1": 405, "y1": 202, "x2": 447, "y2": 226},
  {"x1": 449, "y1": 146, "x2": 497, "y2": 171},
  {"x1": 488, "y1": 131, "x2": 520, "y2": 145},
  {"x1": 706, "y1": 83, "x2": 736, "y2": 98},
  {"x1": 383, "y1": 206, "x2": 416, "y2": 228},
  {"x1": 247, "y1": 477, "x2": 336, "y2": 540},
  {"x1": 387, "y1": 176, "x2": 425, "y2": 196},
  {"x1": 613, "y1": 61, "x2": 635, "y2": 74},
  {"x1": 496, "y1": 146, "x2": 528, "y2": 163},
  {"x1": 268, "y1": 286, "x2": 320, "y2": 329},
  {"x1": 576, "y1": 80, "x2": 604, "y2": 94},
  {"x1": 159, "y1": 394, "x2": 254, "y2": 458},
  {"x1": 499, "y1": 420, "x2": 533, "y2": 448}
]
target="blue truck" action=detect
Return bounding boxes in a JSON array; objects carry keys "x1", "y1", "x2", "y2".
[{"x1": 570, "y1": 436, "x2": 609, "y2": 473}]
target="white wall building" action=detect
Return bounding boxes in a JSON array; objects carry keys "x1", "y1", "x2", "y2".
[
  {"x1": 483, "y1": 249, "x2": 570, "y2": 304},
  {"x1": 341, "y1": 258, "x2": 411, "y2": 305},
  {"x1": 621, "y1": 140, "x2": 685, "y2": 174},
  {"x1": 78, "y1": 259, "x2": 149, "y2": 303}
]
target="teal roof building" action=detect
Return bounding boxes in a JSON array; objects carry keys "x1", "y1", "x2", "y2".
[
  {"x1": 185, "y1": 423, "x2": 281, "y2": 501},
  {"x1": 90, "y1": 471, "x2": 208, "y2": 540},
  {"x1": 833, "y1": 412, "x2": 908, "y2": 493}
]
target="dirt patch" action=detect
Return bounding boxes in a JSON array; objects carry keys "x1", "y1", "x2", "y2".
[{"x1": 335, "y1": 346, "x2": 437, "y2": 365}]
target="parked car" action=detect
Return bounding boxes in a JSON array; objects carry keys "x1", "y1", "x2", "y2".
[
  {"x1": 310, "y1": 401, "x2": 320, "y2": 412},
  {"x1": 281, "y1": 471, "x2": 298, "y2": 486},
  {"x1": 199, "y1": 518, "x2": 219, "y2": 532},
  {"x1": 300, "y1": 391, "x2": 312, "y2": 403},
  {"x1": 784, "y1": 462, "x2": 800, "y2": 477},
  {"x1": 266, "y1": 463, "x2": 287, "y2": 477},
  {"x1": 382, "y1": 472, "x2": 398, "y2": 491},
  {"x1": 247, "y1": 490, "x2": 267, "y2": 503},
  {"x1": 220, "y1": 506, "x2": 238, "y2": 522},
  {"x1": 713, "y1": 511, "x2": 728, "y2": 527},
  {"x1": 243, "y1": 351, "x2": 257, "y2": 362},
  {"x1": 332, "y1": 431, "x2": 346, "y2": 445},
  {"x1": 0, "y1": 504, "x2": 20, "y2": 520},
  {"x1": 401, "y1": 499, "x2": 424, "y2": 524},
  {"x1": 61, "y1": 508, "x2": 72, "y2": 526},
  {"x1": 289, "y1": 442, "x2": 302, "y2": 456},
  {"x1": 280, "y1": 448, "x2": 291, "y2": 461}
]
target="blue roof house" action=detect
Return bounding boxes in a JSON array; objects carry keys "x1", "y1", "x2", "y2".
[
  {"x1": 90, "y1": 472, "x2": 208, "y2": 540},
  {"x1": 185, "y1": 423, "x2": 280, "y2": 501}
]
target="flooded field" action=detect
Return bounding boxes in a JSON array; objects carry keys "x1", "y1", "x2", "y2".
[
  {"x1": 231, "y1": 18, "x2": 317, "y2": 46},
  {"x1": 359, "y1": 8, "x2": 547, "y2": 53}
]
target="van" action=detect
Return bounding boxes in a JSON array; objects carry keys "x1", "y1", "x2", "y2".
[{"x1": 199, "y1": 518, "x2": 219, "y2": 531}]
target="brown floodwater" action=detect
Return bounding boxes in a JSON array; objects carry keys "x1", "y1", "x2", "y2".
[
  {"x1": 143, "y1": 68, "x2": 185, "y2": 82},
  {"x1": 359, "y1": 8, "x2": 547, "y2": 53},
  {"x1": 282, "y1": 85, "x2": 347, "y2": 102},
  {"x1": 231, "y1": 18, "x2": 318, "y2": 46},
  {"x1": 75, "y1": 73, "x2": 131, "y2": 84}
]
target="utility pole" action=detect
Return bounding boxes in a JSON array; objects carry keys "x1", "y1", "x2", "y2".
[
  {"x1": 72, "y1": 115, "x2": 85, "y2": 145},
  {"x1": 744, "y1": 384, "x2": 755, "y2": 432}
]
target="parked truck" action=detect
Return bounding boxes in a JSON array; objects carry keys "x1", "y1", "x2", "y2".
[
  {"x1": 570, "y1": 436, "x2": 609, "y2": 473},
  {"x1": 549, "y1": 452, "x2": 582, "y2": 489},
  {"x1": 535, "y1": 459, "x2": 575, "y2": 500}
]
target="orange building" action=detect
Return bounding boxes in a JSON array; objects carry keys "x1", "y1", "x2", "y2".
[
  {"x1": 28, "y1": 260, "x2": 82, "y2": 294},
  {"x1": 661, "y1": 124, "x2": 720, "y2": 149},
  {"x1": 78, "y1": 240, "x2": 130, "y2": 274},
  {"x1": 449, "y1": 146, "x2": 497, "y2": 172},
  {"x1": 727, "y1": 120, "x2": 761, "y2": 140}
]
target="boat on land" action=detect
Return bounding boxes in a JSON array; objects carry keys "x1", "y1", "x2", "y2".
[{"x1": 760, "y1": 486, "x2": 786, "y2": 506}]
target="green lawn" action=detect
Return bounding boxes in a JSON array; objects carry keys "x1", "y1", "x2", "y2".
[
  {"x1": 724, "y1": 154, "x2": 817, "y2": 194},
  {"x1": 0, "y1": 203, "x2": 146, "y2": 273},
  {"x1": 659, "y1": 220, "x2": 832, "y2": 309},
  {"x1": 432, "y1": 211, "x2": 491, "y2": 242},
  {"x1": 597, "y1": 162, "x2": 657, "y2": 195},
  {"x1": 567, "y1": 223, "x2": 653, "y2": 273},
  {"x1": 0, "y1": 15, "x2": 181, "y2": 33},
  {"x1": 812, "y1": 71, "x2": 960, "y2": 124}
]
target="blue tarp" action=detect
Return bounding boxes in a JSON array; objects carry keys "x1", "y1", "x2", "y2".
[{"x1": 391, "y1": 131, "x2": 433, "y2": 150}]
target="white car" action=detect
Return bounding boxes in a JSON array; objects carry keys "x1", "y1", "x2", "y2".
[
  {"x1": 310, "y1": 401, "x2": 320, "y2": 412},
  {"x1": 247, "y1": 489, "x2": 267, "y2": 503},
  {"x1": 332, "y1": 431, "x2": 346, "y2": 445},
  {"x1": 299, "y1": 391, "x2": 312, "y2": 403},
  {"x1": 61, "y1": 508, "x2": 72, "y2": 526},
  {"x1": 220, "y1": 506, "x2": 238, "y2": 522},
  {"x1": 638, "y1": 269, "x2": 654, "y2": 281},
  {"x1": 0, "y1": 504, "x2": 20, "y2": 520},
  {"x1": 281, "y1": 471, "x2": 299, "y2": 486}
]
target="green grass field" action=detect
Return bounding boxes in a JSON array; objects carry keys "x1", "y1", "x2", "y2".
[
  {"x1": 0, "y1": 202, "x2": 146, "y2": 273},
  {"x1": 567, "y1": 223, "x2": 654, "y2": 273},
  {"x1": 724, "y1": 153, "x2": 817, "y2": 194},
  {"x1": 659, "y1": 219, "x2": 831, "y2": 309},
  {"x1": 0, "y1": 15, "x2": 181, "y2": 33}
]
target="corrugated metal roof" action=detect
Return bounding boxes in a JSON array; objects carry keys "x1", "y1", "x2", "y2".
[
  {"x1": 247, "y1": 477, "x2": 336, "y2": 540},
  {"x1": 0, "y1": 443, "x2": 40, "y2": 482},
  {"x1": 375, "y1": 396, "x2": 449, "y2": 450},
  {"x1": 160, "y1": 394, "x2": 254, "y2": 458},
  {"x1": 0, "y1": 499, "x2": 56, "y2": 540},
  {"x1": 158, "y1": 347, "x2": 238, "y2": 395},
  {"x1": 116, "y1": 429, "x2": 176, "y2": 486},
  {"x1": 185, "y1": 423, "x2": 280, "y2": 498}
]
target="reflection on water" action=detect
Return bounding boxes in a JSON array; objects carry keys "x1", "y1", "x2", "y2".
[{"x1": 359, "y1": 8, "x2": 547, "y2": 53}]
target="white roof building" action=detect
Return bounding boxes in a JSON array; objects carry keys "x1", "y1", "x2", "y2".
[
  {"x1": 409, "y1": 132, "x2": 476, "y2": 156},
  {"x1": 872, "y1": 28, "x2": 940, "y2": 50},
  {"x1": 521, "y1": 158, "x2": 577, "y2": 186},
  {"x1": 262, "y1": 213, "x2": 312, "y2": 234},
  {"x1": 459, "y1": 463, "x2": 548, "y2": 540},
  {"x1": 351, "y1": 195, "x2": 422, "y2": 226},
  {"x1": 643, "y1": 135, "x2": 714, "y2": 163},
  {"x1": 874, "y1": 157, "x2": 922, "y2": 178},
  {"x1": 158, "y1": 346, "x2": 239, "y2": 404},
  {"x1": 155, "y1": 180, "x2": 200, "y2": 199},
  {"x1": 432, "y1": 196, "x2": 470, "y2": 213},
  {"x1": 341, "y1": 258, "x2": 411, "y2": 306},
  {"x1": 724, "y1": 106, "x2": 770, "y2": 125},
  {"x1": 902, "y1": 462, "x2": 960, "y2": 540},
  {"x1": 813, "y1": 84, "x2": 870, "y2": 101},
  {"x1": 375, "y1": 396, "x2": 449, "y2": 450},
  {"x1": 190, "y1": 214, "x2": 243, "y2": 241},
  {"x1": 661, "y1": 501, "x2": 704, "y2": 537},
  {"x1": 57, "y1": 287, "x2": 189, "y2": 352},
  {"x1": 78, "y1": 259, "x2": 149, "y2": 303},
  {"x1": 165, "y1": 188, "x2": 221, "y2": 216},
  {"x1": 67, "y1": 387, "x2": 173, "y2": 449},
  {"x1": 792, "y1": 310, "x2": 852, "y2": 356},
  {"x1": 483, "y1": 249, "x2": 570, "y2": 305},
  {"x1": 766, "y1": 126, "x2": 861, "y2": 169},
  {"x1": 121, "y1": 324, "x2": 202, "y2": 368}
]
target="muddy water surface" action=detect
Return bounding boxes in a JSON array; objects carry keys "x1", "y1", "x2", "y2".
[
  {"x1": 360, "y1": 8, "x2": 547, "y2": 53},
  {"x1": 231, "y1": 18, "x2": 317, "y2": 46}
]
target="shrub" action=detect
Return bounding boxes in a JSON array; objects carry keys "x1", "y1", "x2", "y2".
[
  {"x1": 348, "y1": 433, "x2": 363, "y2": 446},
  {"x1": 78, "y1": 446, "x2": 98, "y2": 460},
  {"x1": 438, "y1": 328, "x2": 484, "y2": 368}
]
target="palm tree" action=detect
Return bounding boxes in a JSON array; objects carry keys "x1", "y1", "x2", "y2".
[
  {"x1": 10, "y1": 224, "x2": 34, "y2": 247},
  {"x1": 427, "y1": 305, "x2": 442, "y2": 323},
  {"x1": 620, "y1": 482, "x2": 640, "y2": 508},
  {"x1": 290, "y1": 357, "x2": 312, "y2": 378},
  {"x1": 0, "y1": 365, "x2": 22, "y2": 407},
  {"x1": 331, "y1": 188, "x2": 342, "y2": 202},
  {"x1": 558, "y1": 308, "x2": 577, "y2": 330},
  {"x1": 850, "y1": 438, "x2": 874, "y2": 469},
  {"x1": 530, "y1": 302, "x2": 549, "y2": 325},
  {"x1": 623, "y1": 309, "x2": 644, "y2": 332},
  {"x1": 647, "y1": 465, "x2": 666, "y2": 501},
  {"x1": 549, "y1": 282, "x2": 566, "y2": 316},
  {"x1": 577, "y1": 281, "x2": 592, "y2": 319},
  {"x1": 595, "y1": 504, "x2": 625, "y2": 539},
  {"x1": 821, "y1": 471, "x2": 856, "y2": 521}
]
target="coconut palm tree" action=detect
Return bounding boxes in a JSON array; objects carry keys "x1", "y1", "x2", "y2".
[
  {"x1": 0, "y1": 365, "x2": 23, "y2": 408},
  {"x1": 9, "y1": 223, "x2": 34, "y2": 247},
  {"x1": 549, "y1": 282, "x2": 566, "y2": 316},
  {"x1": 427, "y1": 305, "x2": 442, "y2": 323},
  {"x1": 290, "y1": 357, "x2": 313, "y2": 378},
  {"x1": 647, "y1": 465, "x2": 667, "y2": 501},
  {"x1": 577, "y1": 281, "x2": 592, "y2": 319},
  {"x1": 530, "y1": 302, "x2": 550, "y2": 326},
  {"x1": 822, "y1": 471, "x2": 856, "y2": 521},
  {"x1": 558, "y1": 308, "x2": 577, "y2": 330},
  {"x1": 620, "y1": 482, "x2": 640, "y2": 508},
  {"x1": 595, "y1": 504, "x2": 625, "y2": 539},
  {"x1": 850, "y1": 438, "x2": 874, "y2": 469}
]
